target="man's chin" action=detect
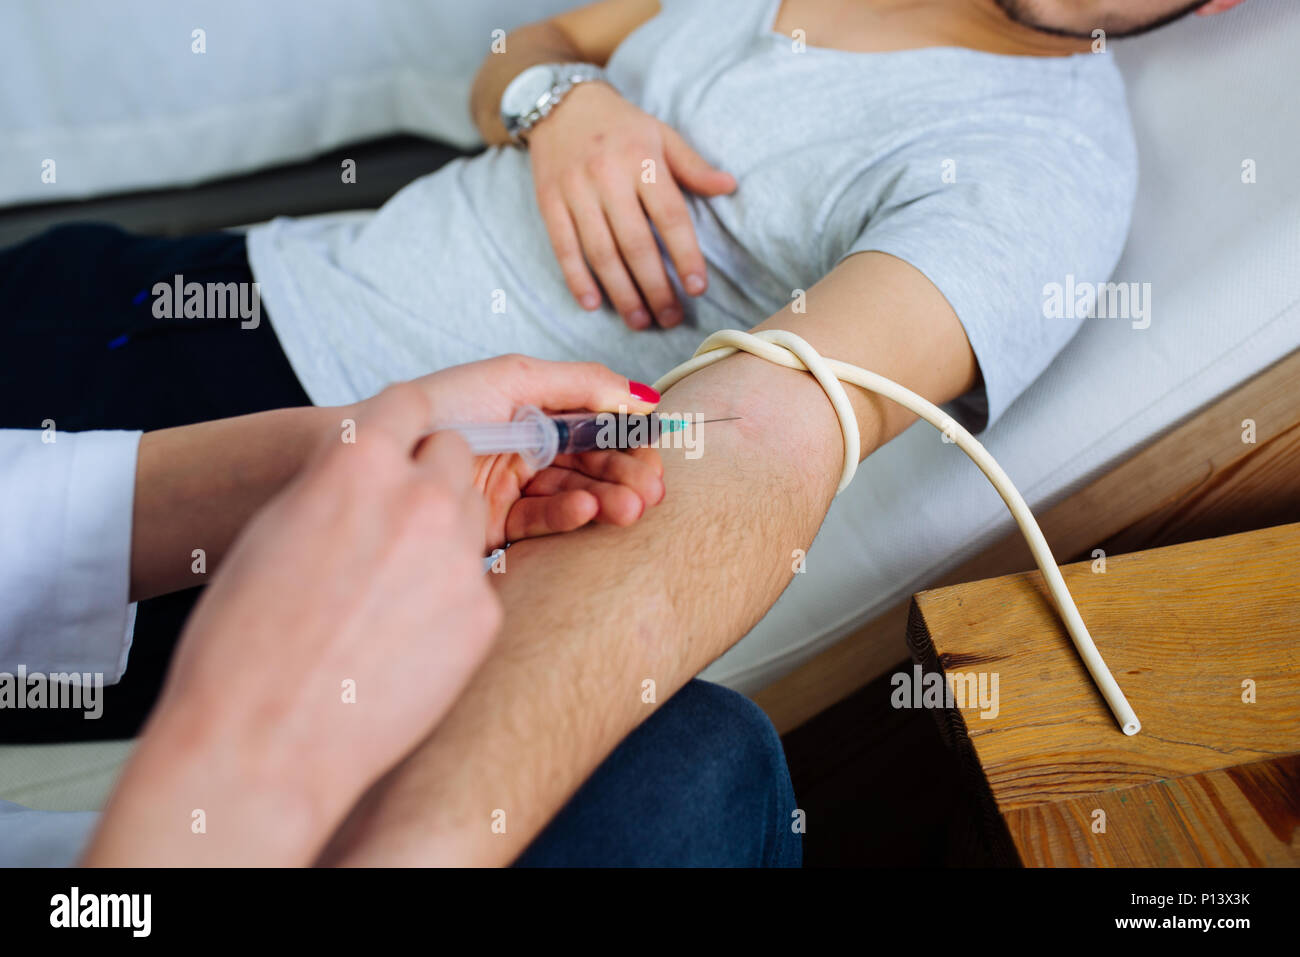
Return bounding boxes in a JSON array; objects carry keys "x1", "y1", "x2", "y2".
[{"x1": 991, "y1": 0, "x2": 1211, "y2": 41}]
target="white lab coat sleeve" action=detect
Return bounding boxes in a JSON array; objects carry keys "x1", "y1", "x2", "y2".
[{"x1": 0, "y1": 429, "x2": 141, "y2": 684}]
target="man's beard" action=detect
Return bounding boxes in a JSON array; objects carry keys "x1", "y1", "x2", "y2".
[{"x1": 991, "y1": 0, "x2": 1209, "y2": 39}]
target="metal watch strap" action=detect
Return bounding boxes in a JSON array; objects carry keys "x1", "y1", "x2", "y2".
[{"x1": 507, "y1": 63, "x2": 610, "y2": 144}]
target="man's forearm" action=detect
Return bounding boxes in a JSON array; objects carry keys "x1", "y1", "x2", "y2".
[
  {"x1": 322, "y1": 349, "x2": 852, "y2": 865},
  {"x1": 321, "y1": 252, "x2": 975, "y2": 865}
]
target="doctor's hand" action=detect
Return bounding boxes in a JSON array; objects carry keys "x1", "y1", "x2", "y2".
[
  {"x1": 393, "y1": 354, "x2": 667, "y2": 551},
  {"x1": 85, "y1": 384, "x2": 501, "y2": 867},
  {"x1": 528, "y1": 82, "x2": 736, "y2": 330},
  {"x1": 128, "y1": 355, "x2": 666, "y2": 604}
]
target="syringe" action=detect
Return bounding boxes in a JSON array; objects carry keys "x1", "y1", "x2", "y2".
[{"x1": 440, "y1": 405, "x2": 732, "y2": 471}]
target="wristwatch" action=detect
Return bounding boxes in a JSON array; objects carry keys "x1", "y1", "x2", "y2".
[{"x1": 500, "y1": 62, "x2": 611, "y2": 145}]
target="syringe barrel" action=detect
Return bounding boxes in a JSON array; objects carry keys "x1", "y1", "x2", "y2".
[
  {"x1": 447, "y1": 405, "x2": 558, "y2": 471},
  {"x1": 513, "y1": 405, "x2": 559, "y2": 470},
  {"x1": 443, "y1": 409, "x2": 669, "y2": 470},
  {"x1": 548, "y1": 412, "x2": 666, "y2": 455}
]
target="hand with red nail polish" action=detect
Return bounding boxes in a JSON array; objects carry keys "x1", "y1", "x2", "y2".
[
  {"x1": 629, "y1": 380, "x2": 660, "y2": 404},
  {"x1": 396, "y1": 355, "x2": 666, "y2": 549}
]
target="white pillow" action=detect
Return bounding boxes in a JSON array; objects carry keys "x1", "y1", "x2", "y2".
[{"x1": 0, "y1": 0, "x2": 580, "y2": 205}]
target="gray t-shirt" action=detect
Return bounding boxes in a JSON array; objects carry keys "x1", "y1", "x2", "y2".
[{"x1": 248, "y1": 0, "x2": 1137, "y2": 430}]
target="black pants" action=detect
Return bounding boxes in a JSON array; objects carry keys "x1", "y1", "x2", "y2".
[{"x1": 0, "y1": 223, "x2": 309, "y2": 741}]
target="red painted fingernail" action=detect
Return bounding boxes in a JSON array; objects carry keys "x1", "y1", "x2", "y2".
[{"x1": 630, "y1": 381, "x2": 660, "y2": 403}]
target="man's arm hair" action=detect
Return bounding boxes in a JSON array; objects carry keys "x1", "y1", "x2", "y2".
[
  {"x1": 321, "y1": 251, "x2": 977, "y2": 865},
  {"x1": 469, "y1": 0, "x2": 661, "y2": 145}
]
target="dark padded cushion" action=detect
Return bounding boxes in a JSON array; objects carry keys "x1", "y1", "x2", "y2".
[{"x1": 0, "y1": 135, "x2": 475, "y2": 247}]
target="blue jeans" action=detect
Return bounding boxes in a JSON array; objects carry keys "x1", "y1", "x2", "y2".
[{"x1": 517, "y1": 680, "x2": 802, "y2": 867}]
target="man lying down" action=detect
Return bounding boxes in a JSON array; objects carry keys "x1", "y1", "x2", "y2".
[{"x1": 0, "y1": 0, "x2": 1247, "y2": 863}]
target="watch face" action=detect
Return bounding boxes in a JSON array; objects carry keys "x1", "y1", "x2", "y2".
[{"x1": 503, "y1": 65, "x2": 558, "y2": 120}]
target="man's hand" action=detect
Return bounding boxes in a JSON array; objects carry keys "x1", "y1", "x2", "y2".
[
  {"x1": 399, "y1": 354, "x2": 666, "y2": 549},
  {"x1": 528, "y1": 82, "x2": 736, "y2": 329},
  {"x1": 466, "y1": 1, "x2": 715, "y2": 327},
  {"x1": 86, "y1": 385, "x2": 501, "y2": 866}
]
